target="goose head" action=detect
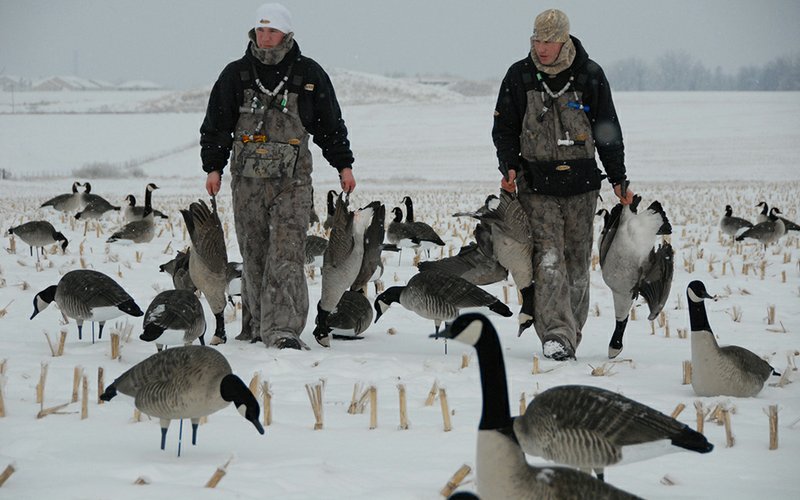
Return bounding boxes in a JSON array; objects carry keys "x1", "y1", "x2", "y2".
[
  {"x1": 756, "y1": 201, "x2": 768, "y2": 214},
  {"x1": 30, "y1": 285, "x2": 58, "y2": 319},
  {"x1": 391, "y1": 207, "x2": 404, "y2": 223},
  {"x1": 724, "y1": 205, "x2": 733, "y2": 217},
  {"x1": 326, "y1": 190, "x2": 337, "y2": 215},
  {"x1": 220, "y1": 374, "x2": 265, "y2": 435},
  {"x1": 373, "y1": 287, "x2": 402, "y2": 323},
  {"x1": 401, "y1": 196, "x2": 414, "y2": 222},
  {"x1": 83, "y1": 182, "x2": 92, "y2": 194},
  {"x1": 54, "y1": 231, "x2": 69, "y2": 251},
  {"x1": 595, "y1": 208, "x2": 610, "y2": 230},
  {"x1": 768, "y1": 207, "x2": 782, "y2": 220},
  {"x1": 687, "y1": 280, "x2": 715, "y2": 304},
  {"x1": 71, "y1": 181, "x2": 82, "y2": 194},
  {"x1": 125, "y1": 194, "x2": 136, "y2": 206}
]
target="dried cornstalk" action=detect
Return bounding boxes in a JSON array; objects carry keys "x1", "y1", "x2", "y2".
[
  {"x1": 72, "y1": 366, "x2": 84, "y2": 403},
  {"x1": 439, "y1": 388, "x2": 452, "y2": 432},
  {"x1": 502, "y1": 286, "x2": 509, "y2": 304},
  {"x1": 460, "y1": 353, "x2": 470, "y2": 369},
  {"x1": 0, "y1": 359, "x2": 6, "y2": 376},
  {"x1": 766, "y1": 305, "x2": 776, "y2": 325},
  {"x1": 0, "y1": 463, "x2": 16, "y2": 488},
  {"x1": 0, "y1": 376, "x2": 5, "y2": 418},
  {"x1": 305, "y1": 381, "x2": 325, "y2": 430},
  {"x1": 110, "y1": 333, "x2": 120, "y2": 360},
  {"x1": 36, "y1": 362, "x2": 49, "y2": 406},
  {"x1": 204, "y1": 457, "x2": 233, "y2": 488},
  {"x1": 650, "y1": 320, "x2": 655, "y2": 336},
  {"x1": 248, "y1": 372, "x2": 261, "y2": 397},
  {"x1": 519, "y1": 393, "x2": 527, "y2": 416},
  {"x1": 261, "y1": 381, "x2": 272, "y2": 426},
  {"x1": 369, "y1": 386, "x2": 378, "y2": 430},
  {"x1": 425, "y1": 380, "x2": 439, "y2": 406},
  {"x1": 348, "y1": 382, "x2": 364, "y2": 414},
  {"x1": 671, "y1": 403, "x2": 686, "y2": 419},
  {"x1": 589, "y1": 363, "x2": 615, "y2": 377},
  {"x1": 0, "y1": 300, "x2": 12, "y2": 319},
  {"x1": 532, "y1": 354, "x2": 540, "y2": 375},
  {"x1": 630, "y1": 306, "x2": 637, "y2": 322},
  {"x1": 133, "y1": 408, "x2": 142, "y2": 422},
  {"x1": 722, "y1": 406, "x2": 735, "y2": 447},
  {"x1": 56, "y1": 330, "x2": 67, "y2": 356},
  {"x1": 657, "y1": 311, "x2": 667, "y2": 328},
  {"x1": 36, "y1": 401, "x2": 70, "y2": 419},
  {"x1": 694, "y1": 401, "x2": 705, "y2": 434},
  {"x1": 765, "y1": 405, "x2": 779, "y2": 450},
  {"x1": 81, "y1": 375, "x2": 89, "y2": 420},
  {"x1": 97, "y1": 367, "x2": 105, "y2": 404},
  {"x1": 398, "y1": 384, "x2": 409, "y2": 430},
  {"x1": 682, "y1": 361, "x2": 692, "y2": 385},
  {"x1": 439, "y1": 464, "x2": 472, "y2": 498},
  {"x1": 677, "y1": 328, "x2": 688, "y2": 339},
  {"x1": 43, "y1": 331, "x2": 57, "y2": 357},
  {"x1": 133, "y1": 476, "x2": 151, "y2": 485}
]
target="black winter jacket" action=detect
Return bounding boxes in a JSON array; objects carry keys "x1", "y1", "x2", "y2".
[
  {"x1": 200, "y1": 41, "x2": 354, "y2": 174},
  {"x1": 492, "y1": 36, "x2": 626, "y2": 189}
]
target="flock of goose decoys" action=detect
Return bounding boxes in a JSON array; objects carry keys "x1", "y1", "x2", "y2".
[{"x1": 7, "y1": 181, "x2": 794, "y2": 498}]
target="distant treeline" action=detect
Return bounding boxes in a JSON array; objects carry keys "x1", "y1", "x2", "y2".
[{"x1": 607, "y1": 51, "x2": 800, "y2": 91}]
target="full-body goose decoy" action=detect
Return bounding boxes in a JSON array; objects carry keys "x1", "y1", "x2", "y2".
[
  {"x1": 180, "y1": 198, "x2": 229, "y2": 346},
  {"x1": 313, "y1": 196, "x2": 374, "y2": 347},
  {"x1": 386, "y1": 206, "x2": 419, "y2": 265},
  {"x1": 597, "y1": 196, "x2": 673, "y2": 359},
  {"x1": 107, "y1": 183, "x2": 159, "y2": 244},
  {"x1": 100, "y1": 345, "x2": 264, "y2": 450},
  {"x1": 418, "y1": 223, "x2": 508, "y2": 287},
  {"x1": 140, "y1": 289, "x2": 206, "y2": 351},
  {"x1": 454, "y1": 191, "x2": 535, "y2": 336},
  {"x1": 401, "y1": 195, "x2": 445, "y2": 259},
  {"x1": 719, "y1": 205, "x2": 753, "y2": 240},
  {"x1": 6, "y1": 220, "x2": 68, "y2": 261},
  {"x1": 437, "y1": 313, "x2": 642, "y2": 499},
  {"x1": 325, "y1": 289, "x2": 374, "y2": 337},
  {"x1": 40, "y1": 181, "x2": 84, "y2": 213},
  {"x1": 514, "y1": 385, "x2": 712, "y2": 481},
  {"x1": 31, "y1": 269, "x2": 143, "y2": 341},
  {"x1": 735, "y1": 207, "x2": 786, "y2": 249},
  {"x1": 122, "y1": 189, "x2": 169, "y2": 222},
  {"x1": 76, "y1": 182, "x2": 120, "y2": 220},
  {"x1": 374, "y1": 269, "x2": 512, "y2": 334},
  {"x1": 159, "y1": 248, "x2": 197, "y2": 292},
  {"x1": 754, "y1": 203, "x2": 797, "y2": 231},
  {"x1": 687, "y1": 280, "x2": 779, "y2": 397}
]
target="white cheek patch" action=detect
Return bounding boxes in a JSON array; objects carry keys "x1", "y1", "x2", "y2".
[{"x1": 238, "y1": 404, "x2": 247, "y2": 417}]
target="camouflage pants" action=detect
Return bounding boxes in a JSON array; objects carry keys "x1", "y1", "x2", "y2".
[
  {"x1": 518, "y1": 189, "x2": 599, "y2": 351},
  {"x1": 231, "y1": 175, "x2": 312, "y2": 345}
]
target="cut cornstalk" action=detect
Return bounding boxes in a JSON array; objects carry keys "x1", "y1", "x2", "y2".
[
  {"x1": 97, "y1": 367, "x2": 105, "y2": 404},
  {"x1": 261, "y1": 381, "x2": 272, "y2": 426},
  {"x1": 722, "y1": 406, "x2": 735, "y2": 447},
  {"x1": 0, "y1": 463, "x2": 16, "y2": 488},
  {"x1": 682, "y1": 361, "x2": 692, "y2": 385},
  {"x1": 72, "y1": 366, "x2": 83, "y2": 403},
  {"x1": 36, "y1": 401, "x2": 70, "y2": 419},
  {"x1": 425, "y1": 380, "x2": 439, "y2": 406},
  {"x1": 694, "y1": 401, "x2": 705, "y2": 435},
  {"x1": 671, "y1": 403, "x2": 686, "y2": 419},
  {"x1": 305, "y1": 381, "x2": 324, "y2": 430},
  {"x1": 36, "y1": 362, "x2": 49, "y2": 406},
  {"x1": 110, "y1": 333, "x2": 120, "y2": 360},
  {"x1": 348, "y1": 382, "x2": 364, "y2": 414},
  {"x1": 532, "y1": 354, "x2": 540, "y2": 375},
  {"x1": 439, "y1": 463, "x2": 471, "y2": 498},
  {"x1": 398, "y1": 384, "x2": 409, "y2": 430},
  {"x1": 439, "y1": 388, "x2": 452, "y2": 432},
  {"x1": 460, "y1": 353, "x2": 469, "y2": 369},
  {"x1": 369, "y1": 386, "x2": 378, "y2": 430},
  {"x1": 519, "y1": 392, "x2": 527, "y2": 416},
  {"x1": 81, "y1": 375, "x2": 89, "y2": 420},
  {"x1": 204, "y1": 457, "x2": 233, "y2": 488},
  {"x1": 766, "y1": 405, "x2": 779, "y2": 450},
  {"x1": 43, "y1": 332, "x2": 57, "y2": 357},
  {"x1": 56, "y1": 330, "x2": 67, "y2": 356},
  {"x1": 248, "y1": 372, "x2": 260, "y2": 397}
]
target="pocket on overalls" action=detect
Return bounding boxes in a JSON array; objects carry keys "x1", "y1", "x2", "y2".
[{"x1": 234, "y1": 141, "x2": 299, "y2": 179}]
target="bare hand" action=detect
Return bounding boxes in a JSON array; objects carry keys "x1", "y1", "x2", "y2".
[
  {"x1": 206, "y1": 170, "x2": 221, "y2": 196},
  {"x1": 501, "y1": 169, "x2": 517, "y2": 193},
  {"x1": 339, "y1": 168, "x2": 356, "y2": 194},
  {"x1": 613, "y1": 183, "x2": 635, "y2": 205}
]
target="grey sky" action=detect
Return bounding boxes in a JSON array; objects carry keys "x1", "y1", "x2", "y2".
[{"x1": 1, "y1": 0, "x2": 798, "y2": 89}]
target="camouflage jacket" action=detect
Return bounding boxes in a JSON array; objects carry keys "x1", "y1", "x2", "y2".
[
  {"x1": 201, "y1": 41, "x2": 354, "y2": 174},
  {"x1": 492, "y1": 36, "x2": 626, "y2": 195}
]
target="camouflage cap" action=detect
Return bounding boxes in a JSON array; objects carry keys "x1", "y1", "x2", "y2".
[{"x1": 533, "y1": 9, "x2": 570, "y2": 43}]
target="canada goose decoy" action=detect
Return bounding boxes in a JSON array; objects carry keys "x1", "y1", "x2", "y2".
[
  {"x1": 123, "y1": 190, "x2": 169, "y2": 222},
  {"x1": 401, "y1": 195, "x2": 445, "y2": 259},
  {"x1": 40, "y1": 181, "x2": 84, "y2": 213},
  {"x1": 140, "y1": 289, "x2": 206, "y2": 351},
  {"x1": 75, "y1": 196, "x2": 121, "y2": 220},
  {"x1": 313, "y1": 197, "x2": 374, "y2": 347},
  {"x1": 100, "y1": 345, "x2": 264, "y2": 450},
  {"x1": 159, "y1": 248, "x2": 196, "y2": 292},
  {"x1": 753, "y1": 203, "x2": 798, "y2": 231},
  {"x1": 755, "y1": 201, "x2": 769, "y2": 224},
  {"x1": 374, "y1": 269, "x2": 512, "y2": 335},
  {"x1": 305, "y1": 234, "x2": 329, "y2": 268},
  {"x1": 386, "y1": 206, "x2": 418, "y2": 265},
  {"x1": 349, "y1": 202, "x2": 386, "y2": 294},
  {"x1": 325, "y1": 289, "x2": 374, "y2": 337},
  {"x1": 417, "y1": 232, "x2": 508, "y2": 286},
  {"x1": 597, "y1": 196, "x2": 673, "y2": 359},
  {"x1": 180, "y1": 197, "x2": 229, "y2": 346},
  {"x1": 514, "y1": 385, "x2": 712, "y2": 481},
  {"x1": 31, "y1": 269, "x2": 143, "y2": 342},
  {"x1": 735, "y1": 207, "x2": 786, "y2": 249},
  {"x1": 687, "y1": 280, "x2": 779, "y2": 397},
  {"x1": 454, "y1": 191, "x2": 535, "y2": 336},
  {"x1": 719, "y1": 205, "x2": 753, "y2": 240},
  {"x1": 6, "y1": 220, "x2": 68, "y2": 261},
  {"x1": 322, "y1": 189, "x2": 337, "y2": 231},
  {"x1": 436, "y1": 313, "x2": 642, "y2": 499},
  {"x1": 107, "y1": 183, "x2": 159, "y2": 244}
]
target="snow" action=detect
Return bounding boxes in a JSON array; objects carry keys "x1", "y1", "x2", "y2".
[{"x1": 0, "y1": 83, "x2": 799, "y2": 499}]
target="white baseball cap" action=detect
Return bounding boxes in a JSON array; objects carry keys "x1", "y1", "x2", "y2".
[{"x1": 254, "y1": 3, "x2": 293, "y2": 34}]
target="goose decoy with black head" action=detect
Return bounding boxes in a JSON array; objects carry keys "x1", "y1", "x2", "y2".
[
  {"x1": 122, "y1": 187, "x2": 169, "y2": 222},
  {"x1": 313, "y1": 196, "x2": 375, "y2": 347},
  {"x1": 100, "y1": 345, "x2": 264, "y2": 450},
  {"x1": 436, "y1": 313, "x2": 642, "y2": 499},
  {"x1": 687, "y1": 280, "x2": 779, "y2": 397},
  {"x1": 719, "y1": 205, "x2": 753, "y2": 240},
  {"x1": 374, "y1": 269, "x2": 512, "y2": 335},
  {"x1": 6, "y1": 220, "x2": 68, "y2": 261},
  {"x1": 107, "y1": 183, "x2": 159, "y2": 244},
  {"x1": 180, "y1": 197, "x2": 229, "y2": 346},
  {"x1": 76, "y1": 182, "x2": 120, "y2": 220},
  {"x1": 401, "y1": 195, "x2": 445, "y2": 259},
  {"x1": 735, "y1": 207, "x2": 786, "y2": 249},
  {"x1": 31, "y1": 269, "x2": 143, "y2": 342},
  {"x1": 418, "y1": 223, "x2": 508, "y2": 287},
  {"x1": 140, "y1": 289, "x2": 206, "y2": 351},
  {"x1": 597, "y1": 196, "x2": 673, "y2": 359},
  {"x1": 514, "y1": 385, "x2": 712, "y2": 481},
  {"x1": 40, "y1": 181, "x2": 84, "y2": 213},
  {"x1": 159, "y1": 248, "x2": 196, "y2": 292},
  {"x1": 756, "y1": 201, "x2": 769, "y2": 224}
]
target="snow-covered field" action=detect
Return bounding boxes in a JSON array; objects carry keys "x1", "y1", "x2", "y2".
[{"x1": 0, "y1": 86, "x2": 799, "y2": 499}]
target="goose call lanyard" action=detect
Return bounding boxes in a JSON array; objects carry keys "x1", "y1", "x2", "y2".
[{"x1": 248, "y1": 61, "x2": 296, "y2": 138}]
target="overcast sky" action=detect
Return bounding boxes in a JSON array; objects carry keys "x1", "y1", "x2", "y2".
[{"x1": 1, "y1": 0, "x2": 798, "y2": 89}]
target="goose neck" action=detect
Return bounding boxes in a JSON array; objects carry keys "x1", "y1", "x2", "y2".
[{"x1": 475, "y1": 327, "x2": 512, "y2": 431}]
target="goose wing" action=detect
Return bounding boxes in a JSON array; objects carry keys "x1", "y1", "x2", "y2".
[
  {"x1": 412, "y1": 270, "x2": 502, "y2": 309},
  {"x1": 324, "y1": 196, "x2": 355, "y2": 268},
  {"x1": 634, "y1": 243, "x2": 674, "y2": 320},
  {"x1": 719, "y1": 345, "x2": 774, "y2": 379},
  {"x1": 598, "y1": 203, "x2": 623, "y2": 267},
  {"x1": 182, "y1": 200, "x2": 227, "y2": 267}
]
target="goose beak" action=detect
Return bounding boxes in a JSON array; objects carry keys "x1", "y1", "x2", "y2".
[{"x1": 251, "y1": 418, "x2": 265, "y2": 435}]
